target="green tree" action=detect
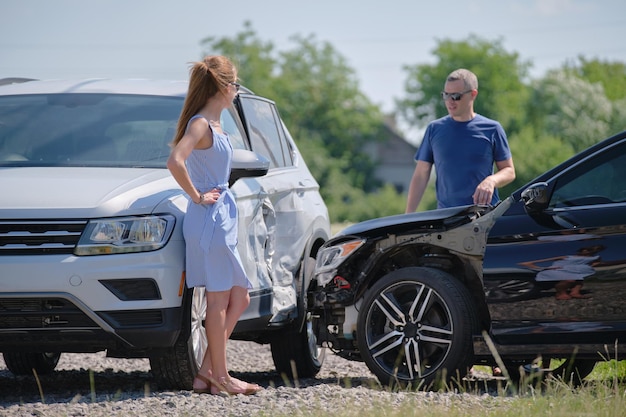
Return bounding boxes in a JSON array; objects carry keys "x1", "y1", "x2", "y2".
[
  {"x1": 527, "y1": 70, "x2": 613, "y2": 152},
  {"x1": 610, "y1": 99, "x2": 626, "y2": 135},
  {"x1": 562, "y1": 58, "x2": 626, "y2": 135},
  {"x1": 501, "y1": 126, "x2": 575, "y2": 198},
  {"x1": 397, "y1": 35, "x2": 531, "y2": 135},
  {"x1": 200, "y1": 22, "x2": 398, "y2": 223},
  {"x1": 272, "y1": 34, "x2": 386, "y2": 191},
  {"x1": 564, "y1": 57, "x2": 626, "y2": 101}
]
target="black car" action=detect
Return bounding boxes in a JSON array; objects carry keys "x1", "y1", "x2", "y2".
[{"x1": 310, "y1": 130, "x2": 626, "y2": 388}]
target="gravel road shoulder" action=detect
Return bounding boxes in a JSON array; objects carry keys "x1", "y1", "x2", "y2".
[{"x1": 0, "y1": 341, "x2": 506, "y2": 417}]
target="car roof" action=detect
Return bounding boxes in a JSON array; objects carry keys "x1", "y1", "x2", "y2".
[{"x1": 0, "y1": 78, "x2": 190, "y2": 97}]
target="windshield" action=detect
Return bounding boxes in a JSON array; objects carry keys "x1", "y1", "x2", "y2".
[{"x1": 0, "y1": 93, "x2": 184, "y2": 168}]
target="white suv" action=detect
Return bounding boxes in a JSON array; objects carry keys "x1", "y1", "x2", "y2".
[{"x1": 0, "y1": 78, "x2": 330, "y2": 389}]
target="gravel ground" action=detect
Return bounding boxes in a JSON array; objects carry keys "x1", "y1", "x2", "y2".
[{"x1": 0, "y1": 341, "x2": 506, "y2": 417}]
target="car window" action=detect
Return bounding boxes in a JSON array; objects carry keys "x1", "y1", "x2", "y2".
[
  {"x1": 239, "y1": 97, "x2": 292, "y2": 168},
  {"x1": 550, "y1": 141, "x2": 626, "y2": 207},
  {"x1": 0, "y1": 94, "x2": 183, "y2": 167},
  {"x1": 221, "y1": 108, "x2": 246, "y2": 150}
]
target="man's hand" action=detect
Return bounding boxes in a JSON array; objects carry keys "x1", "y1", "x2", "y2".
[
  {"x1": 473, "y1": 177, "x2": 496, "y2": 205},
  {"x1": 472, "y1": 161, "x2": 516, "y2": 205}
]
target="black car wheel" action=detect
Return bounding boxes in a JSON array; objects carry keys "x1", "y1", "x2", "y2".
[
  {"x1": 271, "y1": 257, "x2": 325, "y2": 378},
  {"x1": 356, "y1": 267, "x2": 478, "y2": 388},
  {"x1": 3, "y1": 352, "x2": 61, "y2": 376},
  {"x1": 550, "y1": 358, "x2": 596, "y2": 386},
  {"x1": 150, "y1": 287, "x2": 204, "y2": 389},
  {"x1": 270, "y1": 311, "x2": 325, "y2": 379},
  {"x1": 502, "y1": 357, "x2": 596, "y2": 387}
]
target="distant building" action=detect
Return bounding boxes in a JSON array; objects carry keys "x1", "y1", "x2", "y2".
[{"x1": 363, "y1": 116, "x2": 418, "y2": 193}]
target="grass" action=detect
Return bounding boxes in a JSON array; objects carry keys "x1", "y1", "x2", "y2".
[
  {"x1": 20, "y1": 358, "x2": 626, "y2": 417},
  {"x1": 252, "y1": 364, "x2": 626, "y2": 417}
]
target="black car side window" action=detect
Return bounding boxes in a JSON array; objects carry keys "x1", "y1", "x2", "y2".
[
  {"x1": 240, "y1": 98, "x2": 292, "y2": 169},
  {"x1": 551, "y1": 141, "x2": 626, "y2": 208}
]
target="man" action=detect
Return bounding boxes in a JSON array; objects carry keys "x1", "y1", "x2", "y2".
[{"x1": 405, "y1": 68, "x2": 515, "y2": 213}]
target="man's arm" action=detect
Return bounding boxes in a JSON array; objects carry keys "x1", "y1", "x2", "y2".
[
  {"x1": 405, "y1": 161, "x2": 432, "y2": 213},
  {"x1": 472, "y1": 158, "x2": 516, "y2": 205}
]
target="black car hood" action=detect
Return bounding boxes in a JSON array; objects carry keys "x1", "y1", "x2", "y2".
[{"x1": 337, "y1": 204, "x2": 489, "y2": 239}]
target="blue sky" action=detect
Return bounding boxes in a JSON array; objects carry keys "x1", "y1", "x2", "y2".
[{"x1": 1, "y1": 0, "x2": 624, "y2": 112}]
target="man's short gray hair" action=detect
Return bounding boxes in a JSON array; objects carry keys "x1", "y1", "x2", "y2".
[{"x1": 446, "y1": 69, "x2": 478, "y2": 90}]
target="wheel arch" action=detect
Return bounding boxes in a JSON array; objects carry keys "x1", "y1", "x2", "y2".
[
  {"x1": 295, "y1": 231, "x2": 329, "y2": 328},
  {"x1": 354, "y1": 241, "x2": 492, "y2": 331}
]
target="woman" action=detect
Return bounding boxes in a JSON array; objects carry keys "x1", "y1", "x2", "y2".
[{"x1": 167, "y1": 55, "x2": 261, "y2": 396}]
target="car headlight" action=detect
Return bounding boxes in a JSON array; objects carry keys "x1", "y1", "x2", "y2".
[
  {"x1": 74, "y1": 215, "x2": 175, "y2": 256},
  {"x1": 315, "y1": 239, "x2": 365, "y2": 286}
]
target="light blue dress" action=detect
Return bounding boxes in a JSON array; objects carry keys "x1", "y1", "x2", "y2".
[
  {"x1": 183, "y1": 115, "x2": 250, "y2": 291},
  {"x1": 535, "y1": 255, "x2": 600, "y2": 282}
]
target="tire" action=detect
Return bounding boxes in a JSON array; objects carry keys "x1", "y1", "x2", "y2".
[
  {"x1": 270, "y1": 311, "x2": 325, "y2": 379},
  {"x1": 271, "y1": 256, "x2": 325, "y2": 379},
  {"x1": 356, "y1": 267, "x2": 478, "y2": 389},
  {"x1": 3, "y1": 352, "x2": 61, "y2": 376},
  {"x1": 150, "y1": 287, "x2": 205, "y2": 389},
  {"x1": 550, "y1": 358, "x2": 596, "y2": 386},
  {"x1": 502, "y1": 357, "x2": 596, "y2": 387}
]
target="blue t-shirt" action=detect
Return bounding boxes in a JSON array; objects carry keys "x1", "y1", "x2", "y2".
[{"x1": 415, "y1": 114, "x2": 511, "y2": 209}]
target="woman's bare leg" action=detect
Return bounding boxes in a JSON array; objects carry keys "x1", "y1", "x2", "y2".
[
  {"x1": 221, "y1": 286, "x2": 261, "y2": 392},
  {"x1": 225, "y1": 286, "x2": 250, "y2": 337},
  {"x1": 195, "y1": 286, "x2": 260, "y2": 394},
  {"x1": 205, "y1": 290, "x2": 230, "y2": 380},
  {"x1": 193, "y1": 289, "x2": 229, "y2": 391}
]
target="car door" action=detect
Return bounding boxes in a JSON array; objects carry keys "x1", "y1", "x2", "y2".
[
  {"x1": 484, "y1": 138, "x2": 626, "y2": 345},
  {"x1": 234, "y1": 96, "x2": 306, "y2": 322}
]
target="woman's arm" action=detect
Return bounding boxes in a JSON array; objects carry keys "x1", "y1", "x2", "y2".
[{"x1": 166, "y1": 117, "x2": 211, "y2": 204}]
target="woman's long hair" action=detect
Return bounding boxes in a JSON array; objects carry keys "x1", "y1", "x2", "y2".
[{"x1": 171, "y1": 55, "x2": 236, "y2": 146}]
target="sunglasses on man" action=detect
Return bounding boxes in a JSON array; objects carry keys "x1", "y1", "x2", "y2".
[{"x1": 441, "y1": 90, "x2": 473, "y2": 101}]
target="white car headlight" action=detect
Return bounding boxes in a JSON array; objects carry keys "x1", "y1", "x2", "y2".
[
  {"x1": 315, "y1": 239, "x2": 365, "y2": 286},
  {"x1": 74, "y1": 215, "x2": 175, "y2": 255}
]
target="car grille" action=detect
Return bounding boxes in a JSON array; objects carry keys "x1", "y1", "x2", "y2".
[
  {"x1": 0, "y1": 298, "x2": 165, "y2": 330},
  {"x1": 0, "y1": 220, "x2": 86, "y2": 255},
  {"x1": 0, "y1": 297, "x2": 99, "y2": 329}
]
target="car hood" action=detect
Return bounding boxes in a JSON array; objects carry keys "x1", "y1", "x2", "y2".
[
  {"x1": 333, "y1": 199, "x2": 514, "y2": 259},
  {"x1": 0, "y1": 167, "x2": 182, "y2": 218},
  {"x1": 337, "y1": 204, "x2": 489, "y2": 238}
]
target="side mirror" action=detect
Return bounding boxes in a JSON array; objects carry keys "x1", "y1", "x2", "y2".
[
  {"x1": 229, "y1": 149, "x2": 269, "y2": 186},
  {"x1": 521, "y1": 182, "x2": 549, "y2": 212}
]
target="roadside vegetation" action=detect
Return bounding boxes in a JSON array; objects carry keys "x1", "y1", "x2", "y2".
[
  {"x1": 256, "y1": 361, "x2": 626, "y2": 417},
  {"x1": 203, "y1": 21, "x2": 626, "y2": 223}
]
